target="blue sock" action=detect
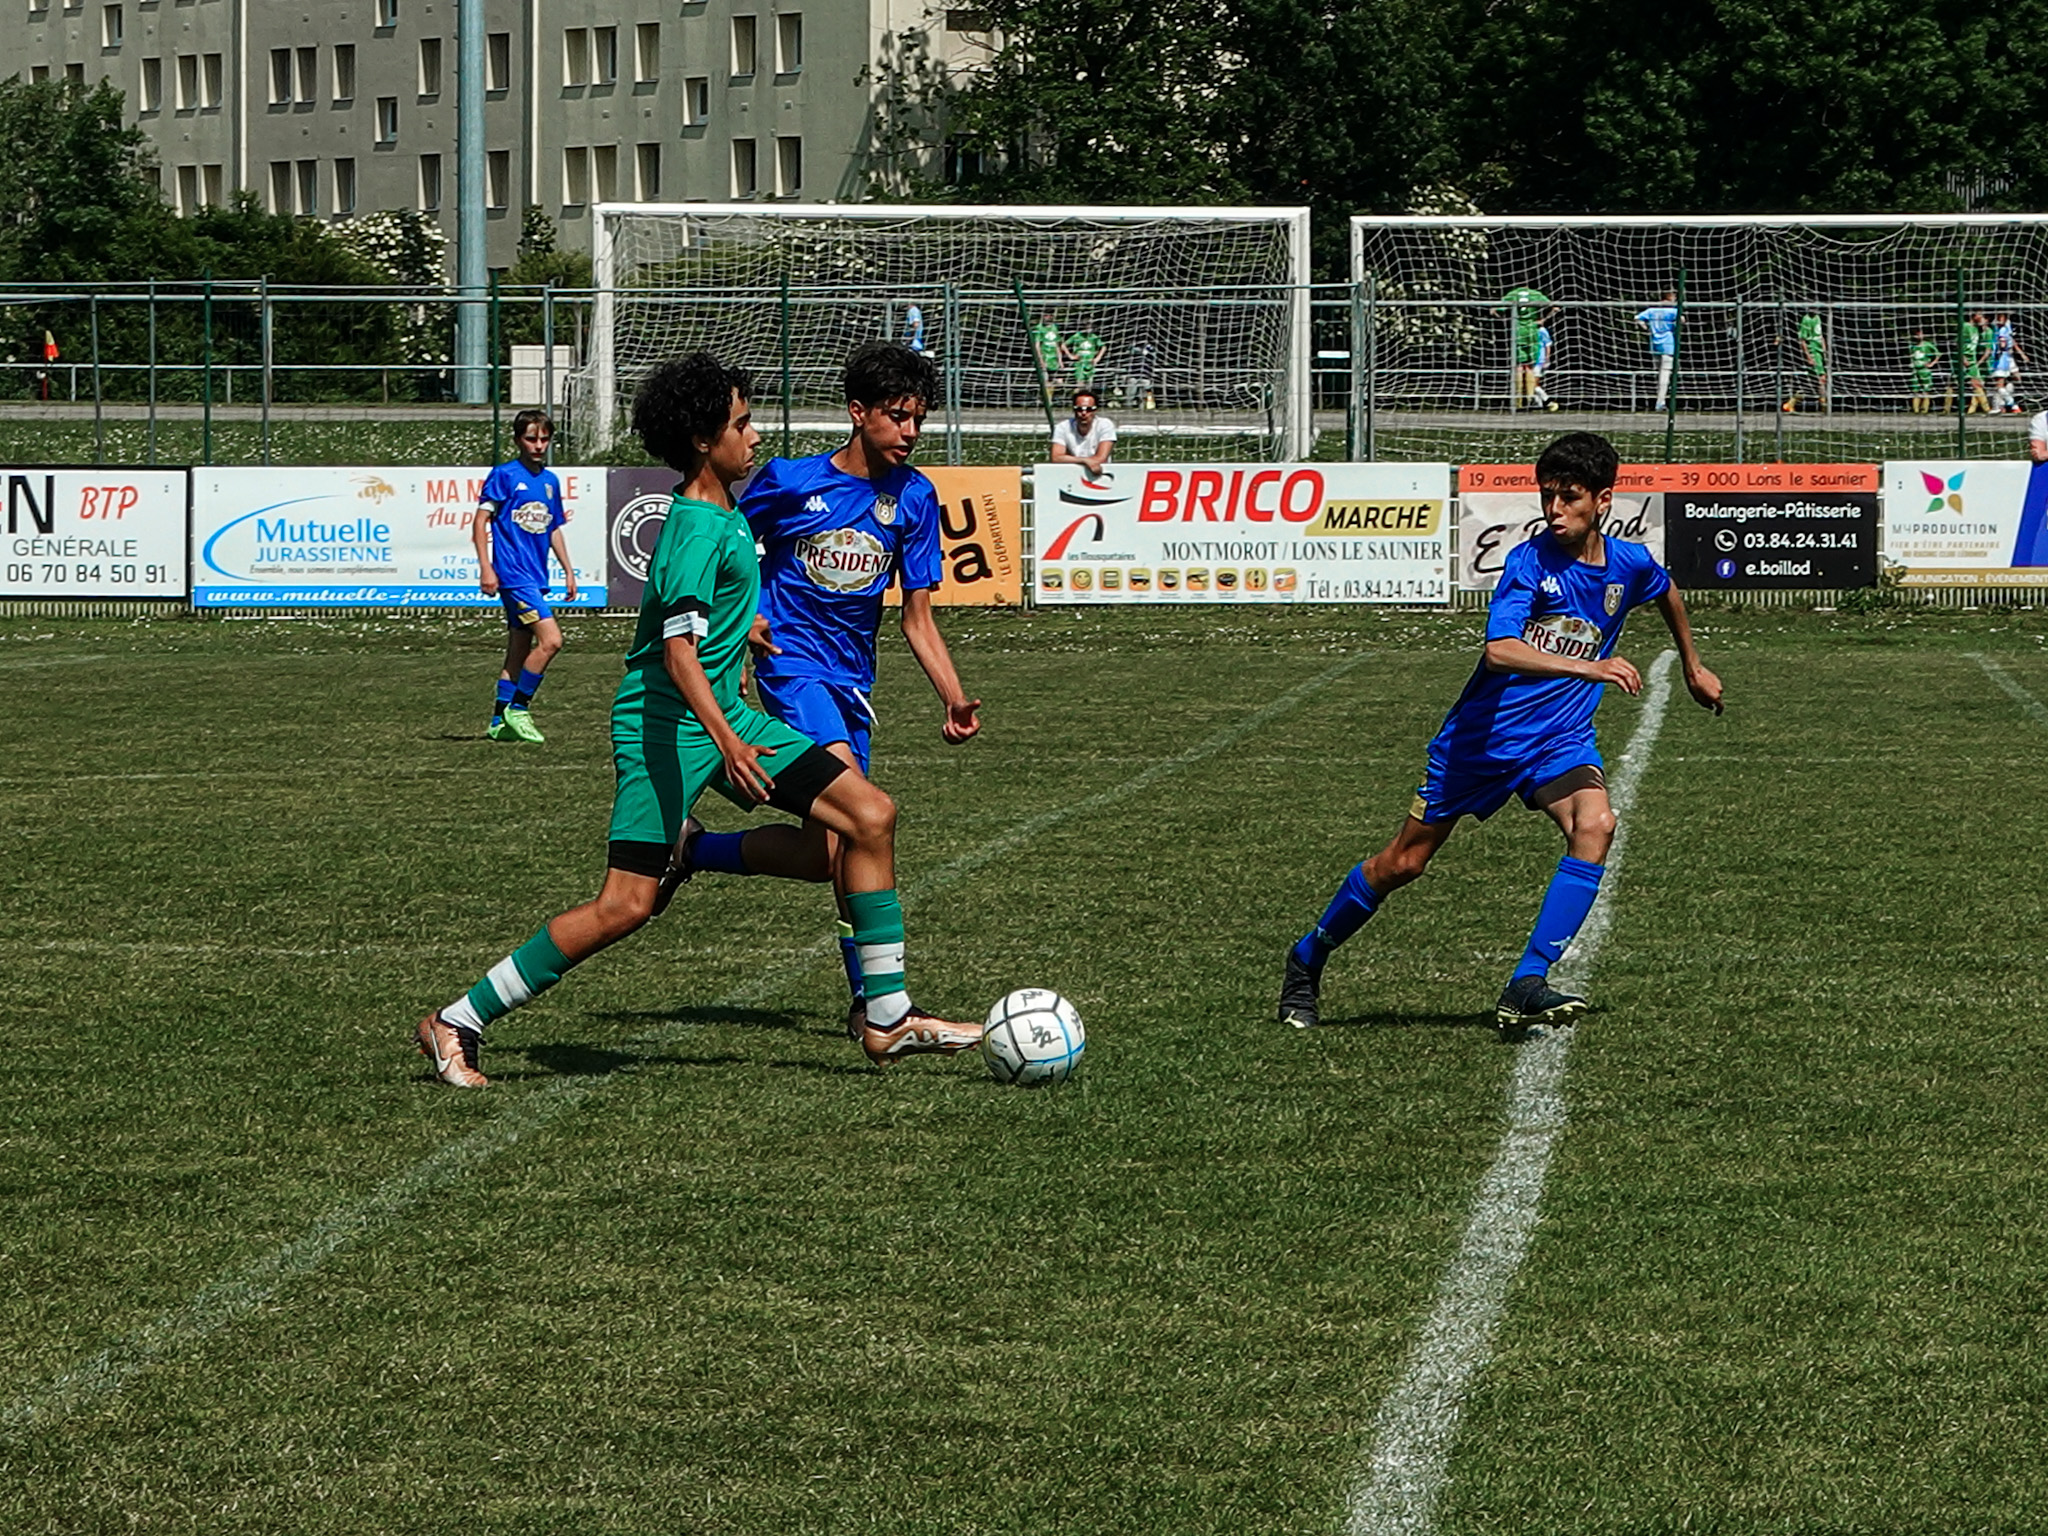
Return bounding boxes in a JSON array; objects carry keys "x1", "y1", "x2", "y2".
[
  {"x1": 1292, "y1": 863, "x2": 1382, "y2": 971},
  {"x1": 511, "y1": 667, "x2": 546, "y2": 709},
  {"x1": 1513, "y1": 855, "x2": 1605, "y2": 980},
  {"x1": 492, "y1": 678, "x2": 515, "y2": 720},
  {"x1": 692, "y1": 831, "x2": 751, "y2": 876},
  {"x1": 837, "y1": 919, "x2": 863, "y2": 1000}
]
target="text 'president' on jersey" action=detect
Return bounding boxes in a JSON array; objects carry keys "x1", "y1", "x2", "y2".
[
  {"x1": 1435, "y1": 528, "x2": 1670, "y2": 764},
  {"x1": 740, "y1": 452, "x2": 944, "y2": 691}
]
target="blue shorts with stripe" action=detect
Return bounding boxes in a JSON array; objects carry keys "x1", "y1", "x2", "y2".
[
  {"x1": 755, "y1": 673, "x2": 873, "y2": 774},
  {"x1": 1412, "y1": 730, "x2": 1602, "y2": 825},
  {"x1": 499, "y1": 585, "x2": 555, "y2": 629}
]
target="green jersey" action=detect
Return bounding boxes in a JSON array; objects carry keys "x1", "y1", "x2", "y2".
[
  {"x1": 616, "y1": 493, "x2": 759, "y2": 721},
  {"x1": 1501, "y1": 287, "x2": 1550, "y2": 341},
  {"x1": 1031, "y1": 321, "x2": 1062, "y2": 370},
  {"x1": 1959, "y1": 320, "x2": 1986, "y2": 377},
  {"x1": 1068, "y1": 331, "x2": 1104, "y2": 379},
  {"x1": 1909, "y1": 339, "x2": 1939, "y2": 377}
]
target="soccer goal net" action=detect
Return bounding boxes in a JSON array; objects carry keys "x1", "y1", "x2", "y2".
[
  {"x1": 581, "y1": 203, "x2": 1312, "y2": 460},
  {"x1": 1349, "y1": 214, "x2": 2048, "y2": 463}
]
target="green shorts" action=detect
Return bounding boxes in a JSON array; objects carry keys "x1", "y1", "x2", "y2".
[{"x1": 608, "y1": 698, "x2": 818, "y2": 847}]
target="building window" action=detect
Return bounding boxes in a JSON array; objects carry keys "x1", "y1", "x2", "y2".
[
  {"x1": 375, "y1": 0, "x2": 397, "y2": 27},
  {"x1": 562, "y1": 27, "x2": 588, "y2": 87},
  {"x1": 634, "y1": 22, "x2": 659, "y2": 83},
  {"x1": 201, "y1": 52, "x2": 221, "y2": 107},
  {"x1": 775, "y1": 12, "x2": 801, "y2": 74},
  {"x1": 30, "y1": 65, "x2": 51, "y2": 84},
  {"x1": 592, "y1": 26, "x2": 616, "y2": 85},
  {"x1": 101, "y1": 3, "x2": 122, "y2": 49},
  {"x1": 176, "y1": 163, "x2": 198, "y2": 215},
  {"x1": 334, "y1": 156, "x2": 357, "y2": 214},
  {"x1": 487, "y1": 32, "x2": 509, "y2": 92},
  {"x1": 731, "y1": 136, "x2": 757, "y2": 197},
  {"x1": 140, "y1": 54, "x2": 162, "y2": 111},
  {"x1": 297, "y1": 159, "x2": 318, "y2": 215},
  {"x1": 333, "y1": 43, "x2": 354, "y2": 102},
  {"x1": 592, "y1": 143, "x2": 617, "y2": 202},
  {"x1": 202, "y1": 162, "x2": 222, "y2": 207},
  {"x1": 418, "y1": 152, "x2": 441, "y2": 211},
  {"x1": 29, "y1": 0, "x2": 50, "y2": 14},
  {"x1": 269, "y1": 47, "x2": 291, "y2": 105},
  {"x1": 269, "y1": 159, "x2": 292, "y2": 213},
  {"x1": 730, "y1": 15, "x2": 756, "y2": 77},
  {"x1": 635, "y1": 142, "x2": 659, "y2": 200},
  {"x1": 561, "y1": 145, "x2": 588, "y2": 206},
  {"x1": 775, "y1": 134, "x2": 801, "y2": 196},
  {"x1": 684, "y1": 76, "x2": 709, "y2": 125},
  {"x1": 175, "y1": 52, "x2": 196, "y2": 109},
  {"x1": 65, "y1": 61, "x2": 84, "y2": 85},
  {"x1": 377, "y1": 96, "x2": 399, "y2": 143},
  {"x1": 296, "y1": 46, "x2": 316, "y2": 103},
  {"x1": 417, "y1": 36, "x2": 440, "y2": 97},
  {"x1": 487, "y1": 148, "x2": 509, "y2": 209}
]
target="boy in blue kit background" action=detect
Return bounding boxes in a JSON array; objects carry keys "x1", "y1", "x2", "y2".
[
  {"x1": 1278, "y1": 431, "x2": 1723, "y2": 1031},
  {"x1": 475, "y1": 409, "x2": 578, "y2": 743},
  {"x1": 676, "y1": 341, "x2": 981, "y2": 1036}
]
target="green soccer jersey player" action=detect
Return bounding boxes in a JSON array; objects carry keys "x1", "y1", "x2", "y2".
[
  {"x1": 415, "y1": 353, "x2": 982, "y2": 1088},
  {"x1": 1962, "y1": 311, "x2": 1993, "y2": 413},
  {"x1": 1783, "y1": 312, "x2": 1828, "y2": 413},
  {"x1": 1499, "y1": 287, "x2": 1551, "y2": 365},
  {"x1": 1065, "y1": 330, "x2": 1106, "y2": 386},
  {"x1": 1908, "y1": 333, "x2": 1941, "y2": 413},
  {"x1": 1030, "y1": 315, "x2": 1063, "y2": 399}
]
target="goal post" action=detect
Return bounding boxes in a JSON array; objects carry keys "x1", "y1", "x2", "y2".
[
  {"x1": 1348, "y1": 212, "x2": 2048, "y2": 463},
  {"x1": 584, "y1": 202, "x2": 1313, "y2": 460}
]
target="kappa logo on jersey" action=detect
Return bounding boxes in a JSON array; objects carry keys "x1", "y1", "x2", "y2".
[
  {"x1": 803, "y1": 495, "x2": 828, "y2": 512},
  {"x1": 874, "y1": 493, "x2": 898, "y2": 526},
  {"x1": 1605, "y1": 582, "x2": 1625, "y2": 615},
  {"x1": 1539, "y1": 575, "x2": 1564, "y2": 597},
  {"x1": 510, "y1": 499, "x2": 553, "y2": 535},
  {"x1": 1523, "y1": 612, "x2": 1602, "y2": 661},
  {"x1": 797, "y1": 526, "x2": 892, "y2": 591}
]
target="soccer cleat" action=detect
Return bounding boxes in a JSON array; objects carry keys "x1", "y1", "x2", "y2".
[
  {"x1": 1277, "y1": 949, "x2": 1323, "y2": 1030},
  {"x1": 845, "y1": 993, "x2": 868, "y2": 1042},
  {"x1": 416, "y1": 1012, "x2": 489, "y2": 1088},
  {"x1": 1494, "y1": 975, "x2": 1589, "y2": 1029},
  {"x1": 860, "y1": 1007, "x2": 983, "y2": 1065},
  {"x1": 487, "y1": 716, "x2": 514, "y2": 742},
  {"x1": 501, "y1": 707, "x2": 545, "y2": 744},
  {"x1": 1545, "y1": 399, "x2": 1560, "y2": 412}
]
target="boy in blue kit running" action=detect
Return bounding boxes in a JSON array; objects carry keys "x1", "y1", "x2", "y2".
[
  {"x1": 1277, "y1": 431, "x2": 1723, "y2": 1031},
  {"x1": 475, "y1": 409, "x2": 578, "y2": 743},
  {"x1": 675, "y1": 342, "x2": 981, "y2": 1036},
  {"x1": 416, "y1": 355, "x2": 981, "y2": 1088}
]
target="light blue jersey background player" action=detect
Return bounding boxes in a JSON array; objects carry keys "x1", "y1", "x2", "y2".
[
  {"x1": 474, "y1": 408, "x2": 578, "y2": 743},
  {"x1": 683, "y1": 341, "x2": 982, "y2": 1032},
  {"x1": 1279, "y1": 430, "x2": 1723, "y2": 1031}
]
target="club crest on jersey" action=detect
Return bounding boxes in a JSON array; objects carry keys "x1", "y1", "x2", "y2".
[
  {"x1": 1604, "y1": 582, "x2": 1624, "y2": 615},
  {"x1": 874, "y1": 493, "x2": 898, "y2": 526},
  {"x1": 797, "y1": 527, "x2": 892, "y2": 591},
  {"x1": 510, "y1": 499, "x2": 553, "y2": 535}
]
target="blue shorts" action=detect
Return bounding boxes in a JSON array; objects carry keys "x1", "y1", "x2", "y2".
[
  {"x1": 755, "y1": 673, "x2": 873, "y2": 774},
  {"x1": 499, "y1": 586, "x2": 555, "y2": 629},
  {"x1": 1412, "y1": 731, "x2": 1602, "y2": 825}
]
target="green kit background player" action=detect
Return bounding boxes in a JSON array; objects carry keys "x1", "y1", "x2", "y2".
[
  {"x1": 1908, "y1": 330, "x2": 1943, "y2": 414},
  {"x1": 1783, "y1": 312, "x2": 1828, "y2": 413},
  {"x1": 1961, "y1": 311, "x2": 1992, "y2": 414},
  {"x1": 415, "y1": 353, "x2": 981, "y2": 1088},
  {"x1": 1498, "y1": 286, "x2": 1552, "y2": 407},
  {"x1": 1030, "y1": 313, "x2": 1063, "y2": 401},
  {"x1": 1064, "y1": 330, "x2": 1106, "y2": 389}
]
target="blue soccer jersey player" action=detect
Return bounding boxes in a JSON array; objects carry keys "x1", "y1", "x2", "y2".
[
  {"x1": 474, "y1": 409, "x2": 578, "y2": 744},
  {"x1": 676, "y1": 342, "x2": 981, "y2": 1033},
  {"x1": 1278, "y1": 431, "x2": 1724, "y2": 1031}
]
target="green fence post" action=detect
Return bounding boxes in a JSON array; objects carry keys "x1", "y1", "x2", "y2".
[
  {"x1": 490, "y1": 270, "x2": 503, "y2": 464},
  {"x1": 943, "y1": 280, "x2": 962, "y2": 466},
  {"x1": 1733, "y1": 296, "x2": 1745, "y2": 465},
  {"x1": 90, "y1": 293, "x2": 104, "y2": 465},
  {"x1": 202, "y1": 271, "x2": 215, "y2": 468},
  {"x1": 259, "y1": 274, "x2": 272, "y2": 467},
  {"x1": 1014, "y1": 279, "x2": 1058, "y2": 440},
  {"x1": 147, "y1": 279, "x2": 158, "y2": 466},
  {"x1": 1956, "y1": 267, "x2": 1968, "y2": 459},
  {"x1": 779, "y1": 270, "x2": 793, "y2": 459}
]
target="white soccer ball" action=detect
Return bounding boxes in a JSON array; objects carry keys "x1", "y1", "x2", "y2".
[{"x1": 982, "y1": 989, "x2": 1085, "y2": 1088}]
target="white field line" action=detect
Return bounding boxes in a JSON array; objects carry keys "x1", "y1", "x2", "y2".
[
  {"x1": 0, "y1": 653, "x2": 109, "y2": 670},
  {"x1": 2, "y1": 648, "x2": 1373, "y2": 1439},
  {"x1": 1968, "y1": 652, "x2": 2048, "y2": 728},
  {"x1": 1347, "y1": 649, "x2": 1679, "y2": 1536}
]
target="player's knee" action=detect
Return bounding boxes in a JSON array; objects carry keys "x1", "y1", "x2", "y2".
[
  {"x1": 840, "y1": 782, "x2": 897, "y2": 849},
  {"x1": 1575, "y1": 806, "x2": 1618, "y2": 852},
  {"x1": 596, "y1": 884, "x2": 657, "y2": 937}
]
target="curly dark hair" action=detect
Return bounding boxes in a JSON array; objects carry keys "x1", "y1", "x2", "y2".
[
  {"x1": 1534, "y1": 431, "x2": 1620, "y2": 496},
  {"x1": 844, "y1": 340, "x2": 937, "y2": 409},
  {"x1": 632, "y1": 353, "x2": 753, "y2": 471}
]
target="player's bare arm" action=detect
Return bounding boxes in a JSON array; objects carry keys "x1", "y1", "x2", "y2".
[
  {"x1": 1482, "y1": 636, "x2": 1643, "y2": 695},
  {"x1": 550, "y1": 526, "x2": 578, "y2": 601},
  {"x1": 1653, "y1": 586, "x2": 1724, "y2": 712},
  {"x1": 472, "y1": 504, "x2": 499, "y2": 594},
  {"x1": 664, "y1": 633, "x2": 776, "y2": 802},
  {"x1": 899, "y1": 586, "x2": 982, "y2": 743}
]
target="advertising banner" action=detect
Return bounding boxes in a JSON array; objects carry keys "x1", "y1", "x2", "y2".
[
  {"x1": 1458, "y1": 463, "x2": 1875, "y2": 591},
  {"x1": 607, "y1": 465, "x2": 1024, "y2": 611},
  {"x1": 1034, "y1": 462, "x2": 1452, "y2": 604},
  {"x1": 1882, "y1": 461, "x2": 2048, "y2": 586},
  {"x1": 1, "y1": 468, "x2": 188, "y2": 598},
  {"x1": 191, "y1": 466, "x2": 606, "y2": 608}
]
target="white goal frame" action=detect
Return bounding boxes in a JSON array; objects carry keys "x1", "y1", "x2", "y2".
[{"x1": 590, "y1": 202, "x2": 1313, "y2": 458}]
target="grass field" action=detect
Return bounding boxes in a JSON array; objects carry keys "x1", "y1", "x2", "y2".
[{"x1": 5, "y1": 603, "x2": 2048, "y2": 1533}]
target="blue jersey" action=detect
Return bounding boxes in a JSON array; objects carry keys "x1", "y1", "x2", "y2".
[
  {"x1": 740, "y1": 452, "x2": 945, "y2": 692},
  {"x1": 478, "y1": 460, "x2": 565, "y2": 590},
  {"x1": 1433, "y1": 529, "x2": 1670, "y2": 766},
  {"x1": 904, "y1": 304, "x2": 926, "y2": 351},
  {"x1": 1534, "y1": 326, "x2": 1553, "y2": 370},
  {"x1": 1995, "y1": 323, "x2": 2017, "y2": 369},
  {"x1": 1637, "y1": 306, "x2": 1678, "y2": 355}
]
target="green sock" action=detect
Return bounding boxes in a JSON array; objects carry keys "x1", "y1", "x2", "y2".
[
  {"x1": 449, "y1": 925, "x2": 574, "y2": 1031},
  {"x1": 845, "y1": 889, "x2": 908, "y2": 1026}
]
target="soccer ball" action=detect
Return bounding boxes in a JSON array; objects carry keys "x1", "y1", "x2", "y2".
[{"x1": 982, "y1": 989, "x2": 1085, "y2": 1088}]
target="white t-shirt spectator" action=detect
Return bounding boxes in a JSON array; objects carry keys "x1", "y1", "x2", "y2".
[
  {"x1": 1052, "y1": 413, "x2": 1117, "y2": 460},
  {"x1": 2029, "y1": 410, "x2": 2047, "y2": 460}
]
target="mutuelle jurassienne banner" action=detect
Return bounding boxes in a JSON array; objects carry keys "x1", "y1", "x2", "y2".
[
  {"x1": 190, "y1": 467, "x2": 607, "y2": 608},
  {"x1": 1034, "y1": 462, "x2": 1451, "y2": 604}
]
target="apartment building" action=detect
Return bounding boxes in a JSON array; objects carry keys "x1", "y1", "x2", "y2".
[{"x1": 7, "y1": 0, "x2": 992, "y2": 270}]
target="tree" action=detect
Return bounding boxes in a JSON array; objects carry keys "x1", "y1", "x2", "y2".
[{"x1": 0, "y1": 77, "x2": 158, "y2": 283}]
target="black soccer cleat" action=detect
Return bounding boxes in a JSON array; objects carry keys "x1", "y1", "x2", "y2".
[
  {"x1": 1277, "y1": 950, "x2": 1323, "y2": 1030},
  {"x1": 1494, "y1": 974, "x2": 1588, "y2": 1029},
  {"x1": 652, "y1": 815, "x2": 705, "y2": 915}
]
